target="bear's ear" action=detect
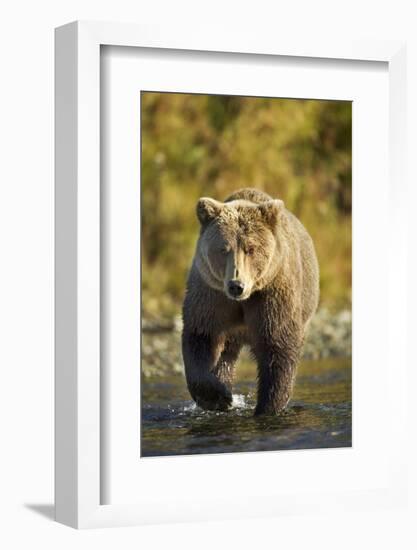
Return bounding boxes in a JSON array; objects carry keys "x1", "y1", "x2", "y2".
[
  {"x1": 258, "y1": 199, "x2": 284, "y2": 229},
  {"x1": 196, "y1": 197, "x2": 223, "y2": 226}
]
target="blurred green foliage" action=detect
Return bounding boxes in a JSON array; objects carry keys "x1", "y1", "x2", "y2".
[{"x1": 141, "y1": 92, "x2": 351, "y2": 318}]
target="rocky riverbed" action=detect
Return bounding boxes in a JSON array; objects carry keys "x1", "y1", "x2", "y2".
[{"x1": 142, "y1": 308, "x2": 351, "y2": 378}]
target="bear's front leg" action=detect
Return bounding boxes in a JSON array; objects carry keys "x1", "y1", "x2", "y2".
[
  {"x1": 252, "y1": 338, "x2": 301, "y2": 415},
  {"x1": 245, "y1": 294, "x2": 303, "y2": 416},
  {"x1": 182, "y1": 330, "x2": 233, "y2": 411}
]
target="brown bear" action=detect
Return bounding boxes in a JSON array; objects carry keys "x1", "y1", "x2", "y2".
[{"x1": 182, "y1": 188, "x2": 319, "y2": 415}]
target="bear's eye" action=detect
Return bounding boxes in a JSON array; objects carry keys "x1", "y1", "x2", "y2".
[{"x1": 247, "y1": 247, "x2": 255, "y2": 256}]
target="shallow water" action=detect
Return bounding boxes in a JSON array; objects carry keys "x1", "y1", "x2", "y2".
[{"x1": 141, "y1": 358, "x2": 351, "y2": 457}]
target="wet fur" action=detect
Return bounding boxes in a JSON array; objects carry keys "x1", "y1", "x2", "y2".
[{"x1": 182, "y1": 188, "x2": 319, "y2": 415}]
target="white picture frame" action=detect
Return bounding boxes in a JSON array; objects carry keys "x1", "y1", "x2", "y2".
[{"x1": 55, "y1": 21, "x2": 407, "y2": 529}]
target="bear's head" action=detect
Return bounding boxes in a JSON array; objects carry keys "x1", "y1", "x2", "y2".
[{"x1": 195, "y1": 197, "x2": 285, "y2": 301}]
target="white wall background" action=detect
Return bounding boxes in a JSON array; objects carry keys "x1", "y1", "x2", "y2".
[{"x1": 0, "y1": 1, "x2": 415, "y2": 548}]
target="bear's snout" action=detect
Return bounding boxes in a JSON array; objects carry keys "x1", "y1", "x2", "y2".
[{"x1": 227, "y1": 279, "x2": 245, "y2": 299}]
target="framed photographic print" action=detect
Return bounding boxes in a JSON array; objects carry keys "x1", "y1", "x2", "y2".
[{"x1": 55, "y1": 21, "x2": 407, "y2": 528}]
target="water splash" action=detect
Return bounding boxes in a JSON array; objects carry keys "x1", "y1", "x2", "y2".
[
  {"x1": 232, "y1": 393, "x2": 249, "y2": 409},
  {"x1": 182, "y1": 402, "x2": 197, "y2": 413}
]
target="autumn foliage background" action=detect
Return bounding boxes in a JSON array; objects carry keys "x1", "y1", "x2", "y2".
[{"x1": 141, "y1": 92, "x2": 352, "y2": 319}]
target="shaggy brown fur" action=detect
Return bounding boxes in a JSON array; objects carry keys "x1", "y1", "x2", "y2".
[{"x1": 182, "y1": 188, "x2": 319, "y2": 415}]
